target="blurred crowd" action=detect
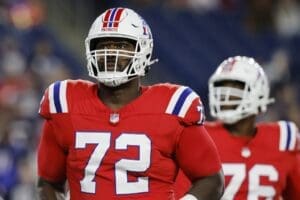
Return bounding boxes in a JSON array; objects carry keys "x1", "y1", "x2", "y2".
[
  {"x1": 0, "y1": 0, "x2": 299, "y2": 199},
  {"x1": 0, "y1": 0, "x2": 71, "y2": 199}
]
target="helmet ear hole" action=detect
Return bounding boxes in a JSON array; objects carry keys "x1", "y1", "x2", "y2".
[{"x1": 90, "y1": 38, "x2": 100, "y2": 51}]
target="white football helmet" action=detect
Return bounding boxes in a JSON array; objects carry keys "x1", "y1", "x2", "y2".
[
  {"x1": 85, "y1": 7, "x2": 158, "y2": 87},
  {"x1": 208, "y1": 56, "x2": 275, "y2": 124}
]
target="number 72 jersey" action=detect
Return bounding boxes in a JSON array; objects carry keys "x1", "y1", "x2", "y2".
[
  {"x1": 206, "y1": 121, "x2": 300, "y2": 200},
  {"x1": 37, "y1": 80, "x2": 220, "y2": 200}
]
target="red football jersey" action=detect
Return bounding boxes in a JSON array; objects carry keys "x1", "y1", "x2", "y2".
[
  {"x1": 175, "y1": 121, "x2": 300, "y2": 200},
  {"x1": 37, "y1": 79, "x2": 221, "y2": 200}
]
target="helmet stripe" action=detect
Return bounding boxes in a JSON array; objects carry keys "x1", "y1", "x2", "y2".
[
  {"x1": 108, "y1": 8, "x2": 117, "y2": 28},
  {"x1": 102, "y1": 9, "x2": 112, "y2": 28},
  {"x1": 113, "y1": 8, "x2": 124, "y2": 28}
]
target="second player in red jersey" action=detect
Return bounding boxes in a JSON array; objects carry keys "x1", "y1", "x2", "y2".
[
  {"x1": 175, "y1": 56, "x2": 300, "y2": 200},
  {"x1": 206, "y1": 121, "x2": 300, "y2": 199}
]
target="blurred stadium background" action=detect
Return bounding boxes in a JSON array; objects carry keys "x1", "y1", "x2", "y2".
[{"x1": 0, "y1": 0, "x2": 299, "y2": 199}]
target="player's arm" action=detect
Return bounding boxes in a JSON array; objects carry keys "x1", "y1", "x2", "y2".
[
  {"x1": 282, "y1": 132, "x2": 300, "y2": 200},
  {"x1": 37, "y1": 120, "x2": 67, "y2": 200},
  {"x1": 176, "y1": 125, "x2": 224, "y2": 200},
  {"x1": 184, "y1": 171, "x2": 224, "y2": 200}
]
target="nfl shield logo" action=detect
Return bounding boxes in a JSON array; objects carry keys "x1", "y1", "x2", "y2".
[{"x1": 110, "y1": 113, "x2": 120, "y2": 124}]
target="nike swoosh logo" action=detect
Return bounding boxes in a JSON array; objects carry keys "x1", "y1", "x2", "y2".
[{"x1": 131, "y1": 24, "x2": 139, "y2": 28}]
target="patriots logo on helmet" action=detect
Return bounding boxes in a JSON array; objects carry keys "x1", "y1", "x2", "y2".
[{"x1": 101, "y1": 8, "x2": 125, "y2": 31}]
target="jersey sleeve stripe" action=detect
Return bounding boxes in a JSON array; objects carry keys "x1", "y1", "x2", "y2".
[
  {"x1": 166, "y1": 86, "x2": 187, "y2": 114},
  {"x1": 53, "y1": 81, "x2": 62, "y2": 113},
  {"x1": 48, "y1": 82, "x2": 57, "y2": 113},
  {"x1": 166, "y1": 86, "x2": 198, "y2": 118},
  {"x1": 59, "y1": 80, "x2": 68, "y2": 113},
  {"x1": 286, "y1": 122, "x2": 292, "y2": 150},
  {"x1": 172, "y1": 87, "x2": 193, "y2": 115},
  {"x1": 288, "y1": 122, "x2": 297, "y2": 150},
  {"x1": 279, "y1": 121, "x2": 289, "y2": 151},
  {"x1": 279, "y1": 121, "x2": 297, "y2": 151},
  {"x1": 178, "y1": 91, "x2": 198, "y2": 118},
  {"x1": 38, "y1": 95, "x2": 45, "y2": 114},
  {"x1": 48, "y1": 81, "x2": 68, "y2": 114}
]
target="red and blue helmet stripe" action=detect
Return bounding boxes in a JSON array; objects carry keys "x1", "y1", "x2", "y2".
[{"x1": 102, "y1": 8, "x2": 125, "y2": 29}]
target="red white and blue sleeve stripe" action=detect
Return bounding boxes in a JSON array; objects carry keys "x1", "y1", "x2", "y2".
[
  {"x1": 278, "y1": 121, "x2": 298, "y2": 151},
  {"x1": 48, "y1": 80, "x2": 68, "y2": 113},
  {"x1": 165, "y1": 86, "x2": 198, "y2": 118}
]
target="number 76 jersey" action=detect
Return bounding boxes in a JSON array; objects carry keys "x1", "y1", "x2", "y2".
[
  {"x1": 37, "y1": 80, "x2": 221, "y2": 200},
  {"x1": 206, "y1": 121, "x2": 300, "y2": 200}
]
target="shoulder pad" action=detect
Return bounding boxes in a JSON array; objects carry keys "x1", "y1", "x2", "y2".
[
  {"x1": 164, "y1": 85, "x2": 205, "y2": 125},
  {"x1": 278, "y1": 121, "x2": 299, "y2": 152},
  {"x1": 39, "y1": 79, "x2": 96, "y2": 118}
]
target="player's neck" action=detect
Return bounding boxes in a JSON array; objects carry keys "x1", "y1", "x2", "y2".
[
  {"x1": 224, "y1": 116, "x2": 257, "y2": 137},
  {"x1": 98, "y1": 78, "x2": 141, "y2": 111}
]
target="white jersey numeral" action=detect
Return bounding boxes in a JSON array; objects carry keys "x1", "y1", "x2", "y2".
[
  {"x1": 248, "y1": 165, "x2": 278, "y2": 199},
  {"x1": 75, "y1": 132, "x2": 111, "y2": 193},
  {"x1": 115, "y1": 134, "x2": 151, "y2": 194},
  {"x1": 75, "y1": 132, "x2": 151, "y2": 195},
  {"x1": 222, "y1": 163, "x2": 278, "y2": 200},
  {"x1": 222, "y1": 164, "x2": 246, "y2": 200}
]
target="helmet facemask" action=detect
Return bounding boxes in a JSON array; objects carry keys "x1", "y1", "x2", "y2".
[
  {"x1": 87, "y1": 37, "x2": 144, "y2": 87},
  {"x1": 209, "y1": 80, "x2": 259, "y2": 124}
]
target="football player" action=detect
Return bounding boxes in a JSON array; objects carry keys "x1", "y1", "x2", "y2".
[
  {"x1": 36, "y1": 7, "x2": 224, "y2": 200},
  {"x1": 175, "y1": 56, "x2": 300, "y2": 199}
]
